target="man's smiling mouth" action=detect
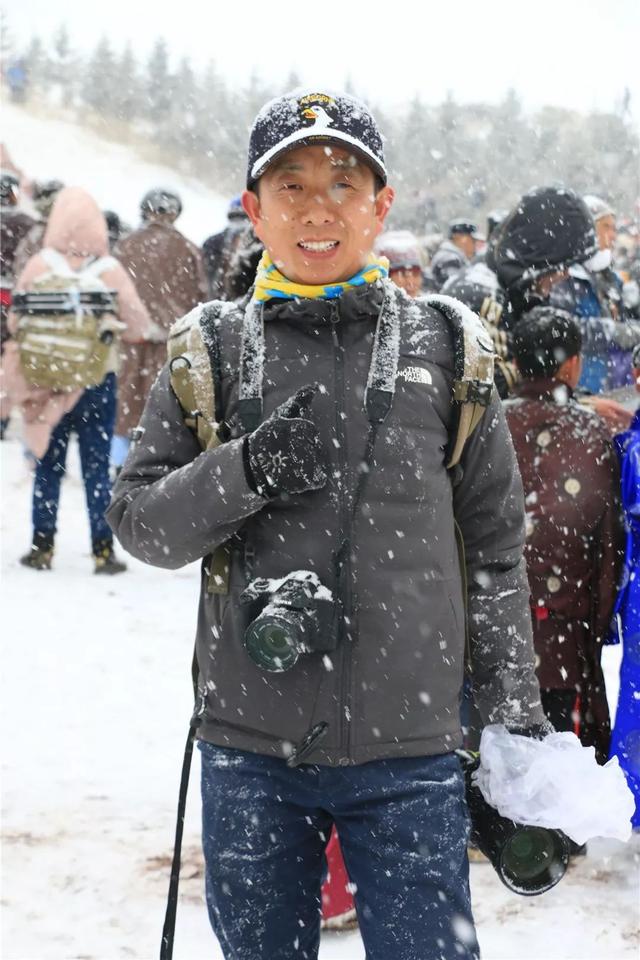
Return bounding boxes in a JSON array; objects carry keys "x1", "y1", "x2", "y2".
[{"x1": 297, "y1": 240, "x2": 340, "y2": 252}]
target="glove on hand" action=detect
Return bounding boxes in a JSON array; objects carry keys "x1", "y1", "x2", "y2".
[
  {"x1": 243, "y1": 385, "x2": 327, "y2": 498},
  {"x1": 507, "y1": 719, "x2": 555, "y2": 740}
]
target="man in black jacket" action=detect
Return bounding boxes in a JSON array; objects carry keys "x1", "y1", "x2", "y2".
[{"x1": 108, "y1": 89, "x2": 549, "y2": 960}]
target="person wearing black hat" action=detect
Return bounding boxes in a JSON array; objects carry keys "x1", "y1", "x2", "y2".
[
  {"x1": 486, "y1": 185, "x2": 599, "y2": 328},
  {"x1": 430, "y1": 218, "x2": 480, "y2": 289},
  {"x1": 108, "y1": 88, "x2": 551, "y2": 960}
]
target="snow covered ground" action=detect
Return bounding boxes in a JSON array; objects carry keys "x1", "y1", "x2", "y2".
[
  {"x1": 2, "y1": 103, "x2": 228, "y2": 245},
  {"x1": 2, "y1": 104, "x2": 639, "y2": 959},
  {"x1": 1, "y1": 428, "x2": 639, "y2": 960}
]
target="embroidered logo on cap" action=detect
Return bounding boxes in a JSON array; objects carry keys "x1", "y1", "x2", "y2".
[{"x1": 299, "y1": 93, "x2": 336, "y2": 132}]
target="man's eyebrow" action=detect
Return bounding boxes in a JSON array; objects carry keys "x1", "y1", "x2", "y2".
[{"x1": 274, "y1": 161, "x2": 305, "y2": 174}]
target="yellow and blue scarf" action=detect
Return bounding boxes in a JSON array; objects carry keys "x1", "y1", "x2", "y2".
[{"x1": 253, "y1": 251, "x2": 389, "y2": 303}]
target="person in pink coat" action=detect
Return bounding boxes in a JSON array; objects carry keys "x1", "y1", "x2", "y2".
[{"x1": 3, "y1": 186, "x2": 154, "y2": 573}]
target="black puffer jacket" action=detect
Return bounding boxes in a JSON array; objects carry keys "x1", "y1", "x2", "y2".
[{"x1": 107, "y1": 281, "x2": 546, "y2": 765}]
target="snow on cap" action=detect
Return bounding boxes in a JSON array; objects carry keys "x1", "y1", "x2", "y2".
[
  {"x1": 247, "y1": 88, "x2": 387, "y2": 189},
  {"x1": 632, "y1": 342, "x2": 640, "y2": 368},
  {"x1": 583, "y1": 194, "x2": 615, "y2": 222},
  {"x1": 375, "y1": 230, "x2": 422, "y2": 270}
]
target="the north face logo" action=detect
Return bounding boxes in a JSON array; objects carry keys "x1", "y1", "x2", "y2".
[{"x1": 397, "y1": 366, "x2": 432, "y2": 385}]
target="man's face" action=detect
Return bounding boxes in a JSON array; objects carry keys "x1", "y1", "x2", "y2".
[
  {"x1": 452, "y1": 232, "x2": 476, "y2": 260},
  {"x1": 242, "y1": 144, "x2": 394, "y2": 285},
  {"x1": 596, "y1": 214, "x2": 616, "y2": 252},
  {"x1": 534, "y1": 269, "x2": 569, "y2": 298},
  {"x1": 390, "y1": 267, "x2": 423, "y2": 298}
]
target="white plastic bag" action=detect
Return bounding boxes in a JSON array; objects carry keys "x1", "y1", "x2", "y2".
[{"x1": 473, "y1": 724, "x2": 635, "y2": 845}]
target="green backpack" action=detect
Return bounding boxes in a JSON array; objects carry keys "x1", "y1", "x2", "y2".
[{"x1": 13, "y1": 248, "x2": 124, "y2": 392}]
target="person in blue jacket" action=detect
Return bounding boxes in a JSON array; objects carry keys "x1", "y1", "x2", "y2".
[
  {"x1": 610, "y1": 342, "x2": 640, "y2": 826},
  {"x1": 550, "y1": 196, "x2": 640, "y2": 393}
]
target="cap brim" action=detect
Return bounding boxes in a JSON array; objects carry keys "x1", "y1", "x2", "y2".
[{"x1": 249, "y1": 128, "x2": 387, "y2": 188}]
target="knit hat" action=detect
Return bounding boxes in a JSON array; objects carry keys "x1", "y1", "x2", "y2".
[{"x1": 247, "y1": 89, "x2": 387, "y2": 189}]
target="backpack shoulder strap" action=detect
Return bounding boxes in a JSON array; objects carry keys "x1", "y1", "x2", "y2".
[
  {"x1": 167, "y1": 303, "x2": 222, "y2": 452},
  {"x1": 424, "y1": 294, "x2": 496, "y2": 468}
]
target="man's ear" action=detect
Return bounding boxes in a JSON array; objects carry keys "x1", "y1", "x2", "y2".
[
  {"x1": 373, "y1": 185, "x2": 395, "y2": 238},
  {"x1": 242, "y1": 189, "x2": 261, "y2": 227}
]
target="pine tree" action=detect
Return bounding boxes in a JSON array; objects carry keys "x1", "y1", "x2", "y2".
[
  {"x1": 84, "y1": 36, "x2": 117, "y2": 117},
  {"x1": 50, "y1": 24, "x2": 76, "y2": 107},
  {"x1": 145, "y1": 38, "x2": 172, "y2": 127},
  {"x1": 112, "y1": 44, "x2": 142, "y2": 125}
]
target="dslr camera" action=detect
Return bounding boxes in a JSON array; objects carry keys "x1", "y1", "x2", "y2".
[{"x1": 240, "y1": 571, "x2": 338, "y2": 673}]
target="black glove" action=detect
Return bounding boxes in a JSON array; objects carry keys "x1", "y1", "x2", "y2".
[
  {"x1": 507, "y1": 719, "x2": 555, "y2": 740},
  {"x1": 243, "y1": 385, "x2": 327, "y2": 498}
]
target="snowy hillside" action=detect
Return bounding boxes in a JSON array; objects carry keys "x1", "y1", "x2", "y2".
[{"x1": 2, "y1": 103, "x2": 228, "y2": 244}]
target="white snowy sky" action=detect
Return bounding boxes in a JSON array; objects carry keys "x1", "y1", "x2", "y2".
[{"x1": 5, "y1": 0, "x2": 640, "y2": 122}]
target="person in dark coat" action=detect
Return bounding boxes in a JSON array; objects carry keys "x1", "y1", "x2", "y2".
[
  {"x1": 112, "y1": 187, "x2": 207, "y2": 466},
  {"x1": 609, "y1": 342, "x2": 640, "y2": 826},
  {"x1": 13, "y1": 179, "x2": 65, "y2": 279},
  {"x1": 430, "y1": 218, "x2": 479, "y2": 289},
  {"x1": 0, "y1": 171, "x2": 36, "y2": 284},
  {"x1": 505, "y1": 306, "x2": 625, "y2": 763},
  {"x1": 202, "y1": 196, "x2": 263, "y2": 300}
]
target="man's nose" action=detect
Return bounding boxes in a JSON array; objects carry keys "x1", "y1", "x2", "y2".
[{"x1": 300, "y1": 192, "x2": 336, "y2": 225}]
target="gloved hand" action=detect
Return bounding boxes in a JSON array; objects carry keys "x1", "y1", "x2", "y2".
[
  {"x1": 243, "y1": 384, "x2": 327, "y2": 498},
  {"x1": 507, "y1": 719, "x2": 555, "y2": 740}
]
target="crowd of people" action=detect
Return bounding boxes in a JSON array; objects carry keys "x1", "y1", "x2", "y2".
[{"x1": 1, "y1": 86, "x2": 639, "y2": 954}]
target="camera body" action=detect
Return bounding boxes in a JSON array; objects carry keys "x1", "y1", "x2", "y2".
[{"x1": 241, "y1": 571, "x2": 338, "y2": 673}]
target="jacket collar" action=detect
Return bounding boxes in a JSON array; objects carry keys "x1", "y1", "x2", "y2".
[{"x1": 514, "y1": 376, "x2": 575, "y2": 404}]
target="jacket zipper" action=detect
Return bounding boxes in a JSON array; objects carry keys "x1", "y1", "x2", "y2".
[{"x1": 330, "y1": 303, "x2": 353, "y2": 758}]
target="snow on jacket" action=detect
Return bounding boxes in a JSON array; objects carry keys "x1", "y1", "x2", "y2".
[
  {"x1": 114, "y1": 220, "x2": 207, "y2": 436},
  {"x1": 430, "y1": 240, "x2": 468, "y2": 290},
  {"x1": 2, "y1": 187, "x2": 151, "y2": 457},
  {"x1": 107, "y1": 280, "x2": 547, "y2": 765},
  {"x1": 505, "y1": 378, "x2": 624, "y2": 760}
]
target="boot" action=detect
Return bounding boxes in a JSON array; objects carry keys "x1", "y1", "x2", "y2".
[
  {"x1": 93, "y1": 538, "x2": 127, "y2": 575},
  {"x1": 20, "y1": 532, "x2": 54, "y2": 571}
]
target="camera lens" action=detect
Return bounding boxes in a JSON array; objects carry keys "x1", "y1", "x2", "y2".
[
  {"x1": 244, "y1": 615, "x2": 301, "y2": 672},
  {"x1": 500, "y1": 827, "x2": 567, "y2": 893}
]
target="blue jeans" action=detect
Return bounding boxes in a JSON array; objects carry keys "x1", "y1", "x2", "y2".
[
  {"x1": 32, "y1": 373, "x2": 116, "y2": 546},
  {"x1": 199, "y1": 742, "x2": 479, "y2": 960}
]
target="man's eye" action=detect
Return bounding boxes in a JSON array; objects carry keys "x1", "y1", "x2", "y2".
[
  {"x1": 335, "y1": 181, "x2": 354, "y2": 190},
  {"x1": 280, "y1": 183, "x2": 302, "y2": 191}
]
